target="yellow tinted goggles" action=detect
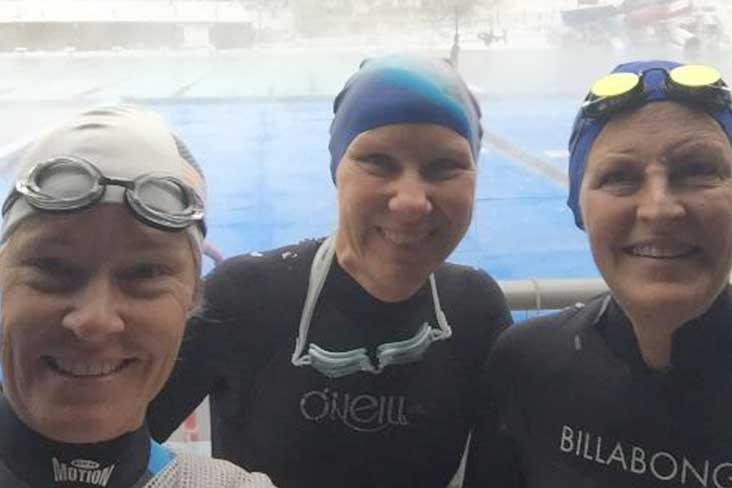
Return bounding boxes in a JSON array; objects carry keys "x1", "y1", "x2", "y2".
[{"x1": 582, "y1": 64, "x2": 731, "y2": 118}]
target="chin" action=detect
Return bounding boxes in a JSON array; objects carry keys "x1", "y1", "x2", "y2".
[
  {"x1": 38, "y1": 406, "x2": 139, "y2": 444},
  {"x1": 615, "y1": 281, "x2": 721, "y2": 325}
]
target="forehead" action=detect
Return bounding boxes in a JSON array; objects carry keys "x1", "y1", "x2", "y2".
[
  {"x1": 349, "y1": 123, "x2": 471, "y2": 153},
  {"x1": 593, "y1": 101, "x2": 727, "y2": 146},
  {"x1": 591, "y1": 102, "x2": 729, "y2": 156},
  {"x1": 5, "y1": 204, "x2": 190, "y2": 257}
]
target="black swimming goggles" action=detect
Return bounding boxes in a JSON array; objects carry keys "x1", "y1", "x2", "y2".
[
  {"x1": 2, "y1": 156, "x2": 206, "y2": 234},
  {"x1": 581, "y1": 64, "x2": 732, "y2": 119}
]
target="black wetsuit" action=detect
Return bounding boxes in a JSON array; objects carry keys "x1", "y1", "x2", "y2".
[
  {"x1": 0, "y1": 395, "x2": 170, "y2": 488},
  {"x1": 148, "y1": 238, "x2": 512, "y2": 488},
  {"x1": 464, "y1": 288, "x2": 732, "y2": 488}
]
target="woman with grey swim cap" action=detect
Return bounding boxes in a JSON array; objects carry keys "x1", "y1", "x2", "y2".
[{"x1": 0, "y1": 105, "x2": 276, "y2": 487}]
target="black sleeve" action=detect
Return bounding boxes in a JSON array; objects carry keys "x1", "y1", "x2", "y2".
[
  {"x1": 463, "y1": 304, "x2": 587, "y2": 488},
  {"x1": 445, "y1": 266, "x2": 517, "y2": 487},
  {"x1": 147, "y1": 314, "x2": 235, "y2": 442},
  {"x1": 463, "y1": 331, "x2": 526, "y2": 488},
  {"x1": 147, "y1": 258, "x2": 250, "y2": 442},
  {"x1": 460, "y1": 267, "x2": 514, "y2": 419}
]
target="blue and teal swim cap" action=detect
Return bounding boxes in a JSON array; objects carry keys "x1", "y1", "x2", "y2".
[{"x1": 328, "y1": 53, "x2": 483, "y2": 181}]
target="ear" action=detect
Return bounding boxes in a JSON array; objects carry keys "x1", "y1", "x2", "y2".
[{"x1": 186, "y1": 278, "x2": 205, "y2": 321}]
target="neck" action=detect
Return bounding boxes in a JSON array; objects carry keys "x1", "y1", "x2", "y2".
[
  {"x1": 0, "y1": 396, "x2": 152, "y2": 488},
  {"x1": 628, "y1": 320, "x2": 675, "y2": 370},
  {"x1": 334, "y1": 238, "x2": 427, "y2": 303},
  {"x1": 337, "y1": 257, "x2": 425, "y2": 302},
  {"x1": 620, "y1": 301, "x2": 690, "y2": 370}
]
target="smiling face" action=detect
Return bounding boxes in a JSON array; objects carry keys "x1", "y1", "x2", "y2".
[
  {"x1": 580, "y1": 101, "x2": 732, "y2": 328},
  {"x1": 334, "y1": 123, "x2": 476, "y2": 302},
  {"x1": 0, "y1": 204, "x2": 197, "y2": 443}
]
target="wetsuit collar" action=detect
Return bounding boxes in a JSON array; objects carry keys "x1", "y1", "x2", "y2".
[
  {"x1": 599, "y1": 286, "x2": 732, "y2": 376},
  {"x1": 0, "y1": 394, "x2": 153, "y2": 488}
]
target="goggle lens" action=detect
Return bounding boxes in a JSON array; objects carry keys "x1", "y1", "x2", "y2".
[
  {"x1": 22, "y1": 159, "x2": 101, "y2": 210},
  {"x1": 590, "y1": 72, "x2": 639, "y2": 98},
  {"x1": 669, "y1": 64, "x2": 721, "y2": 87},
  {"x1": 136, "y1": 177, "x2": 188, "y2": 214}
]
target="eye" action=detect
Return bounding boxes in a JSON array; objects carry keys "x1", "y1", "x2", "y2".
[
  {"x1": 423, "y1": 158, "x2": 470, "y2": 181},
  {"x1": 673, "y1": 161, "x2": 728, "y2": 182},
  {"x1": 23, "y1": 257, "x2": 83, "y2": 292},
  {"x1": 598, "y1": 168, "x2": 637, "y2": 187},
  {"x1": 355, "y1": 153, "x2": 398, "y2": 176},
  {"x1": 120, "y1": 263, "x2": 171, "y2": 282}
]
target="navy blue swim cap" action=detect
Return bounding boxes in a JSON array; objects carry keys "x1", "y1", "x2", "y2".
[
  {"x1": 328, "y1": 53, "x2": 483, "y2": 181},
  {"x1": 567, "y1": 59, "x2": 732, "y2": 229}
]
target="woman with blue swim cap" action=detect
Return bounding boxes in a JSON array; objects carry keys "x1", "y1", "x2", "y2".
[
  {"x1": 0, "y1": 105, "x2": 276, "y2": 487},
  {"x1": 148, "y1": 53, "x2": 512, "y2": 488},
  {"x1": 465, "y1": 60, "x2": 732, "y2": 487}
]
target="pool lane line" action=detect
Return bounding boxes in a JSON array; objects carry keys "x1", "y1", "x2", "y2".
[
  {"x1": 482, "y1": 130, "x2": 568, "y2": 188},
  {"x1": 172, "y1": 69, "x2": 218, "y2": 98}
]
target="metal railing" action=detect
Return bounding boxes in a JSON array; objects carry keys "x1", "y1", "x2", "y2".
[{"x1": 497, "y1": 277, "x2": 608, "y2": 311}]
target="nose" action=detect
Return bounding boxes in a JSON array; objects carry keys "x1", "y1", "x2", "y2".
[
  {"x1": 61, "y1": 277, "x2": 125, "y2": 343},
  {"x1": 388, "y1": 172, "x2": 433, "y2": 219},
  {"x1": 636, "y1": 178, "x2": 686, "y2": 223}
]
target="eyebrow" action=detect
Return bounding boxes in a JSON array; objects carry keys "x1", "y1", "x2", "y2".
[
  {"x1": 122, "y1": 236, "x2": 186, "y2": 254},
  {"x1": 14, "y1": 234, "x2": 75, "y2": 252}
]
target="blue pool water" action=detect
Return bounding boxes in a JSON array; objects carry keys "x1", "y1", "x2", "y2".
[{"x1": 149, "y1": 99, "x2": 598, "y2": 280}]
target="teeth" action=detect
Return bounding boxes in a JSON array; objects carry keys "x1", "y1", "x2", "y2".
[
  {"x1": 382, "y1": 229, "x2": 429, "y2": 245},
  {"x1": 629, "y1": 244, "x2": 696, "y2": 259},
  {"x1": 51, "y1": 358, "x2": 127, "y2": 377}
]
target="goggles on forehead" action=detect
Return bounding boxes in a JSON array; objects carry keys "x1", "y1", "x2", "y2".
[
  {"x1": 2, "y1": 156, "x2": 206, "y2": 234},
  {"x1": 581, "y1": 64, "x2": 732, "y2": 119}
]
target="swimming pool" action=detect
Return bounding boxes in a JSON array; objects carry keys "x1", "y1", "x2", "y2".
[{"x1": 149, "y1": 97, "x2": 598, "y2": 281}]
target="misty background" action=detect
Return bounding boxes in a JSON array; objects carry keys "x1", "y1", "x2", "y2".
[{"x1": 1, "y1": 1, "x2": 730, "y2": 477}]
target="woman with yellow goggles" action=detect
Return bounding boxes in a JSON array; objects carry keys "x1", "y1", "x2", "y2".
[{"x1": 464, "y1": 60, "x2": 732, "y2": 488}]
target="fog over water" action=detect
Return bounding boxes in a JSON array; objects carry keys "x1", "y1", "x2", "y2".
[
  {"x1": 2, "y1": 0, "x2": 732, "y2": 175},
  {"x1": 1, "y1": 0, "x2": 731, "y2": 103}
]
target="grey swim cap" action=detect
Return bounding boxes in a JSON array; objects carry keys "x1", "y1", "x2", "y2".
[{"x1": 1, "y1": 105, "x2": 207, "y2": 259}]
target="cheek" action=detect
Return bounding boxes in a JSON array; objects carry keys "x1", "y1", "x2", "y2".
[
  {"x1": 338, "y1": 186, "x2": 379, "y2": 227},
  {"x1": 446, "y1": 179, "x2": 476, "y2": 225},
  {"x1": 134, "y1": 291, "x2": 191, "y2": 356}
]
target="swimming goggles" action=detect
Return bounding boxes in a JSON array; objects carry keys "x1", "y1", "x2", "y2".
[
  {"x1": 581, "y1": 64, "x2": 732, "y2": 119},
  {"x1": 291, "y1": 235, "x2": 453, "y2": 379},
  {"x1": 2, "y1": 156, "x2": 205, "y2": 234}
]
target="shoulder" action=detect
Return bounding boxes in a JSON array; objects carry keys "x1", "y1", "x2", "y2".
[
  {"x1": 435, "y1": 261, "x2": 512, "y2": 328},
  {"x1": 489, "y1": 294, "x2": 609, "y2": 373},
  {"x1": 199, "y1": 238, "x2": 322, "y2": 319},
  {"x1": 435, "y1": 262, "x2": 504, "y2": 301},
  {"x1": 152, "y1": 451, "x2": 277, "y2": 487},
  {"x1": 207, "y1": 238, "x2": 321, "y2": 289},
  {"x1": 432, "y1": 263, "x2": 512, "y2": 361}
]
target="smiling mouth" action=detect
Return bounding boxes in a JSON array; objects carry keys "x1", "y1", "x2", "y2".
[
  {"x1": 380, "y1": 228, "x2": 433, "y2": 246},
  {"x1": 625, "y1": 243, "x2": 700, "y2": 259},
  {"x1": 44, "y1": 357, "x2": 135, "y2": 378}
]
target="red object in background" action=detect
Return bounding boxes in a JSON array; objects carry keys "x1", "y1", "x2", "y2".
[
  {"x1": 624, "y1": 0, "x2": 693, "y2": 28},
  {"x1": 181, "y1": 412, "x2": 200, "y2": 443}
]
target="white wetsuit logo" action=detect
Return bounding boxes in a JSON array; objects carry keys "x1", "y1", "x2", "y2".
[
  {"x1": 300, "y1": 388, "x2": 409, "y2": 433},
  {"x1": 560, "y1": 425, "x2": 732, "y2": 487},
  {"x1": 52, "y1": 457, "x2": 116, "y2": 487}
]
